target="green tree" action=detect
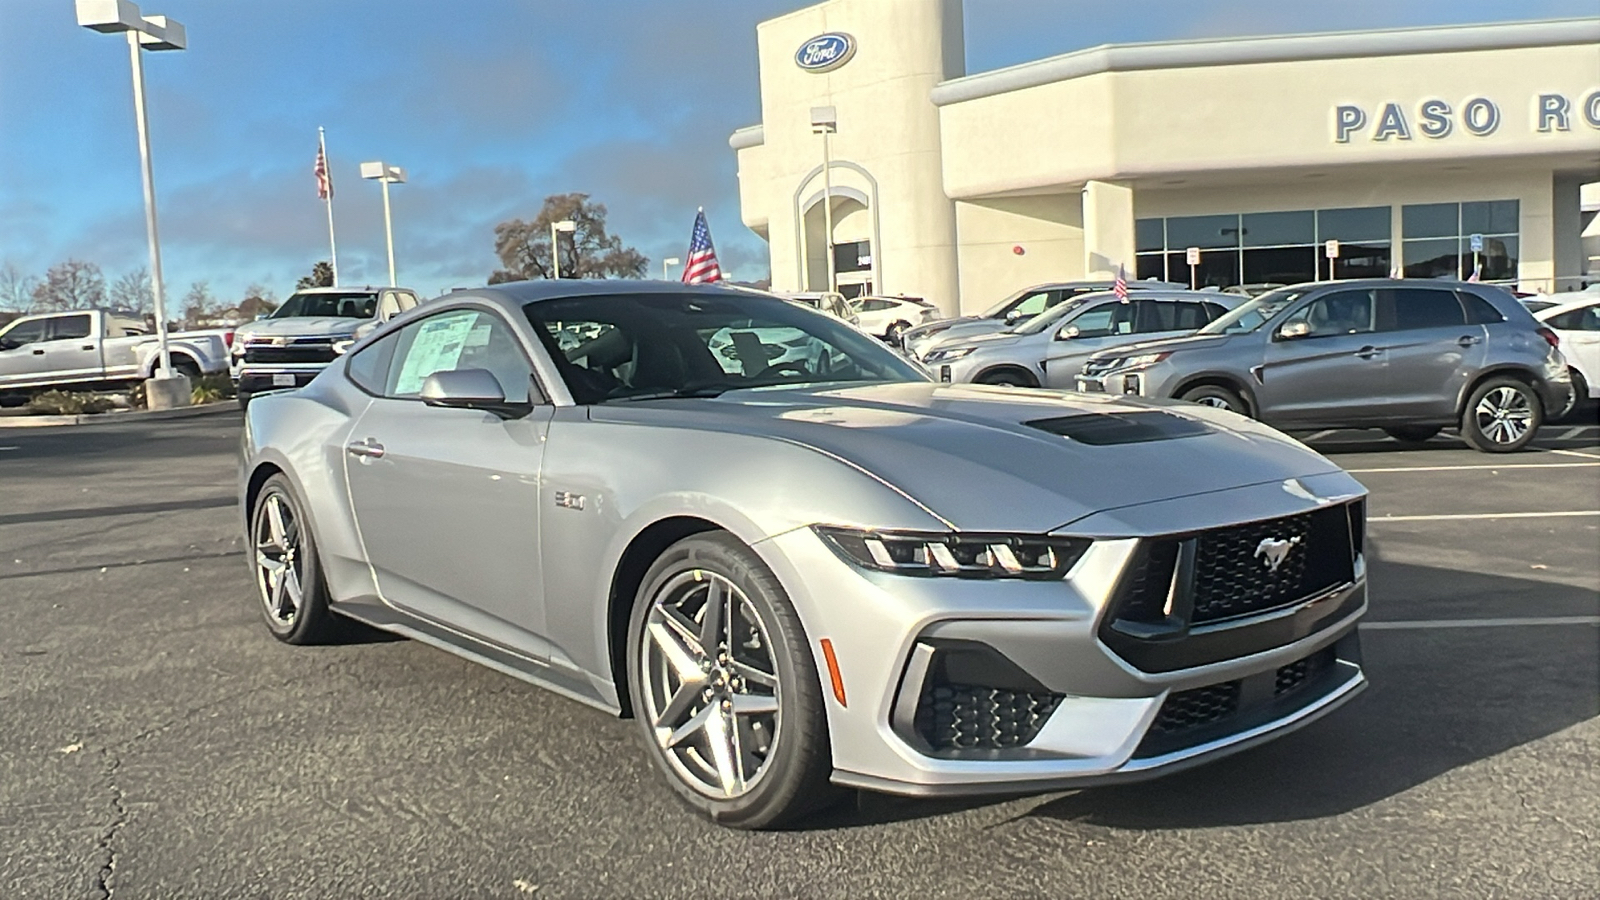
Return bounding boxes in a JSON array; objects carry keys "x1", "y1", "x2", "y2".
[
  {"x1": 296, "y1": 261, "x2": 334, "y2": 290},
  {"x1": 490, "y1": 193, "x2": 648, "y2": 283},
  {"x1": 30, "y1": 259, "x2": 107, "y2": 311}
]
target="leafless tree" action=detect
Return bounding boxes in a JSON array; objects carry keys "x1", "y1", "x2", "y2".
[
  {"x1": 109, "y1": 267, "x2": 154, "y2": 314},
  {"x1": 0, "y1": 262, "x2": 38, "y2": 310},
  {"x1": 490, "y1": 193, "x2": 648, "y2": 283},
  {"x1": 30, "y1": 259, "x2": 107, "y2": 311}
]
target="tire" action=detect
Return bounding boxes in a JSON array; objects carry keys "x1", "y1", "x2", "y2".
[
  {"x1": 626, "y1": 532, "x2": 839, "y2": 829},
  {"x1": 884, "y1": 322, "x2": 910, "y2": 344},
  {"x1": 1460, "y1": 376, "x2": 1542, "y2": 453},
  {"x1": 169, "y1": 357, "x2": 202, "y2": 381},
  {"x1": 974, "y1": 368, "x2": 1038, "y2": 388},
  {"x1": 1554, "y1": 367, "x2": 1587, "y2": 423},
  {"x1": 1179, "y1": 384, "x2": 1249, "y2": 416},
  {"x1": 249, "y1": 473, "x2": 341, "y2": 644},
  {"x1": 1382, "y1": 425, "x2": 1442, "y2": 444}
]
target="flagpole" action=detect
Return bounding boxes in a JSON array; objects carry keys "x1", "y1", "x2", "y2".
[{"x1": 320, "y1": 126, "x2": 339, "y2": 287}]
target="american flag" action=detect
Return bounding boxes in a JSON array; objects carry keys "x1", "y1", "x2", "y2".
[
  {"x1": 681, "y1": 208, "x2": 723, "y2": 284},
  {"x1": 1113, "y1": 263, "x2": 1128, "y2": 302},
  {"x1": 1466, "y1": 260, "x2": 1482, "y2": 283},
  {"x1": 314, "y1": 143, "x2": 333, "y2": 200}
]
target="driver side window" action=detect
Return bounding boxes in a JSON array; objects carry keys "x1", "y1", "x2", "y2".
[
  {"x1": 1281, "y1": 290, "x2": 1376, "y2": 338},
  {"x1": 1058, "y1": 302, "x2": 1132, "y2": 339},
  {"x1": 370, "y1": 309, "x2": 537, "y2": 403},
  {"x1": 0, "y1": 319, "x2": 47, "y2": 349}
]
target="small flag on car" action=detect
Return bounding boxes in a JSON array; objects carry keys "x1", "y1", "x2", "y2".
[
  {"x1": 681, "y1": 208, "x2": 723, "y2": 284},
  {"x1": 1113, "y1": 264, "x2": 1129, "y2": 302}
]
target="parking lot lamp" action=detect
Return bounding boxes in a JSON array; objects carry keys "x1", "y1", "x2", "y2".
[
  {"x1": 75, "y1": 0, "x2": 186, "y2": 385},
  {"x1": 662, "y1": 257, "x2": 680, "y2": 281},
  {"x1": 550, "y1": 220, "x2": 577, "y2": 279},
  {"x1": 360, "y1": 161, "x2": 406, "y2": 285},
  {"x1": 810, "y1": 106, "x2": 838, "y2": 293}
]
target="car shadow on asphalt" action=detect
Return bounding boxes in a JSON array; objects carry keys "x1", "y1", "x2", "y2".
[
  {"x1": 1021, "y1": 557, "x2": 1598, "y2": 830},
  {"x1": 1298, "y1": 424, "x2": 1599, "y2": 456}
]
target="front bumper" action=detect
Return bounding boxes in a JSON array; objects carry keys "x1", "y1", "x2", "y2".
[{"x1": 754, "y1": 478, "x2": 1367, "y2": 796}]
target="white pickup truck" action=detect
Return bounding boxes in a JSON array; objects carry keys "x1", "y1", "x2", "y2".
[
  {"x1": 230, "y1": 285, "x2": 421, "y2": 406},
  {"x1": 0, "y1": 309, "x2": 230, "y2": 400}
]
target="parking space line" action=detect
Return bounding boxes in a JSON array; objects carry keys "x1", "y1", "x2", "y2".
[
  {"x1": 1348, "y1": 462, "x2": 1600, "y2": 473},
  {"x1": 1547, "y1": 448, "x2": 1600, "y2": 460},
  {"x1": 1372, "y1": 511, "x2": 1600, "y2": 522},
  {"x1": 0, "y1": 446, "x2": 17, "y2": 452},
  {"x1": 1364, "y1": 616, "x2": 1600, "y2": 630}
]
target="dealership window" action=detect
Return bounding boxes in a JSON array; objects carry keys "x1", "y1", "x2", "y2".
[
  {"x1": 1135, "y1": 206, "x2": 1390, "y2": 288},
  {"x1": 1401, "y1": 200, "x2": 1518, "y2": 282}
]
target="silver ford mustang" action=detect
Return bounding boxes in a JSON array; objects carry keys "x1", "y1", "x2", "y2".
[{"x1": 240, "y1": 280, "x2": 1369, "y2": 829}]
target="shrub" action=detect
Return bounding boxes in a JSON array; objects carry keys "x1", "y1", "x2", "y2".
[
  {"x1": 27, "y1": 390, "x2": 118, "y2": 416},
  {"x1": 191, "y1": 373, "x2": 236, "y2": 404}
]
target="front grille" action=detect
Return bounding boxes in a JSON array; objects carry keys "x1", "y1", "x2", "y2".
[
  {"x1": 1107, "y1": 503, "x2": 1357, "y2": 634},
  {"x1": 1190, "y1": 507, "x2": 1354, "y2": 623},
  {"x1": 1149, "y1": 681, "x2": 1241, "y2": 734},
  {"x1": 1274, "y1": 646, "x2": 1336, "y2": 696},
  {"x1": 243, "y1": 342, "x2": 337, "y2": 365},
  {"x1": 914, "y1": 684, "x2": 1062, "y2": 750}
]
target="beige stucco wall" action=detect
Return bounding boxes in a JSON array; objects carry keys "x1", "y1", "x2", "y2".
[
  {"x1": 954, "y1": 195, "x2": 1084, "y2": 312},
  {"x1": 734, "y1": 0, "x2": 964, "y2": 312}
]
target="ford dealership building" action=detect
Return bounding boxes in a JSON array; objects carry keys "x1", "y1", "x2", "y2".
[{"x1": 729, "y1": 0, "x2": 1600, "y2": 314}]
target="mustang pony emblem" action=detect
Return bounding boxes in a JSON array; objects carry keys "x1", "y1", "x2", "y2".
[{"x1": 1254, "y1": 536, "x2": 1302, "y2": 573}]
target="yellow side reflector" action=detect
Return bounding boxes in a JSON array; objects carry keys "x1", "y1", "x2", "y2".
[{"x1": 820, "y1": 638, "x2": 846, "y2": 708}]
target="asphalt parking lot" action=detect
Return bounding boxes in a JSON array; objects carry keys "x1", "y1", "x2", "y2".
[{"x1": 2, "y1": 412, "x2": 1596, "y2": 899}]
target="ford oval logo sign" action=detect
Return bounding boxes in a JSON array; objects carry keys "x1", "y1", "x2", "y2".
[{"x1": 795, "y1": 33, "x2": 856, "y2": 73}]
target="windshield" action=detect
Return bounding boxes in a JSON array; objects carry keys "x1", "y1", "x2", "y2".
[
  {"x1": 1012, "y1": 295, "x2": 1100, "y2": 335},
  {"x1": 1197, "y1": 287, "x2": 1309, "y2": 335},
  {"x1": 523, "y1": 291, "x2": 928, "y2": 404},
  {"x1": 979, "y1": 287, "x2": 1034, "y2": 319},
  {"x1": 271, "y1": 291, "x2": 378, "y2": 319}
]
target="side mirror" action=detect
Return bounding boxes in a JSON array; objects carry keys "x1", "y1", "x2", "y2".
[
  {"x1": 420, "y1": 368, "x2": 531, "y2": 419},
  {"x1": 1057, "y1": 325, "x2": 1081, "y2": 340},
  {"x1": 0, "y1": 338, "x2": 16, "y2": 351},
  {"x1": 1004, "y1": 309, "x2": 1023, "y2": 323},
  {"x1": 1275, "y1": 320, "x2": 1311, "y2": 341}
]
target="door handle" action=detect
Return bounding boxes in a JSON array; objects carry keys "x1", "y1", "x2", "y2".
[
  {"x1": 1354, "y1": 346, "x2": 1382, "y2": 360},
  {"x1": 345, "y1": 439, "x2": 385, "y2": 459},
  {"x1": 1457, "y1": 335, "x2": 1482, "y2": 347},
  {"x1": 31, "y1": 349, "x2": 44, "y2": 356},
  {"x1": 81, "y1": 344, "x2": 96, "y2": 351}
]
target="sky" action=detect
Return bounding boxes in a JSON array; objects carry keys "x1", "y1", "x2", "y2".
[{"x1": 1, "y1": 0, "x2": 1593, "y2": 310}]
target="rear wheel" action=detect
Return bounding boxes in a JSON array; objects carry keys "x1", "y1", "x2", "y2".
[
  {"x1": 626, "y1": 533, "x2": 838, "y2": 829},
  {"x1": 1554, "y1": 367, "x2": 1587, "y2": 423},
  {"x1": 884, "y1": 321, "x2": 910, "y2": 344},
  {"x1": 1382, "y1": 425, "x2": 1442, "y2": 444},
  {"x1": 170, "y1": 357, "x2": 202, "y2": 381},
  {"x1": 1179, "y1": 384, "x2": 1249, "y2": 416},
  {"x1": 1460, "y1": 376, "x2": 1542, "y2": 453},
  {"x1": 250, "y1": 474, "x2": 341, "y2": 644},
  {"x1": 974, "y1": 368, "x2": 1038, "y2": 388}
]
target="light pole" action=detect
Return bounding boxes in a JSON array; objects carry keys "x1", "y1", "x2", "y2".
[
  {"x1": 662, "y1": 257, "x2": 680, "y2": 281},
  {"x1": 360, "y1": 161, "x2": 406, "y2": 285},
  {"x1": 76, "y1": 0, "x2": 187, "y2": 404},
  {"x1": 550, "y1": 219, "x2": 576, "y2": 279},
  {"x1": 810, "y1": 106, "x2": 838, "y2": 293}
]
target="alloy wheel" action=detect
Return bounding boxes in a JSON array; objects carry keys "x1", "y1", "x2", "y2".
[
  {"x1": 639, "y1": 569, "x2": 781, "y2": 799},
  {"x1": 254, "y1": 492, "x2": 304, "y2": 628},
  {"x1": 1195, "y1": 396, "x2": 1233, "y2": 410},
  {"x1": 1473, "y1": 386, "x2": 1533, "y2": 446}
]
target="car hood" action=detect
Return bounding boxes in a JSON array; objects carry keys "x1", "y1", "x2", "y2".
[
  {"x1": 933, "y1": 331, "x2": 1024, "y2": 354},
  {"x1": 1086, "y1": 332, "x2": 1235, "y2": 361},
  {"x1": 235, "y1": 317, "x2": 367, "y2": 339},
  {"x1": 914, "y1": 319, "x2": 1009, "y2": 348},
  {"x1": 587, "y1": 381, "x2": 1348, "y2": 533}
]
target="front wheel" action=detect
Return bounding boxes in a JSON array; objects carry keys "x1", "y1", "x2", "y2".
[
  {"x1": 250, "y1": 473, "x2": 341, "y2": 644},
  {"x1": 1461, "y1": 377, "x2": 1542, "y2": 453},
  {"x1": 1179, "y1": 384, "x2": 1249, "y2": 416},
  {"x1": 626, "y1": 533, "x2": 839, "y2": 829},
  {"x1": 974, "y1": 368, "x2": 1039, "y2": 388},
  {"x1": 884, "y1": 321, "x2": 910, "y2": 343}
]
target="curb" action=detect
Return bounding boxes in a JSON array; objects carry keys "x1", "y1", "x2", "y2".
[{"x1": 0, "y1": 401, "x2": 238, "y2": 429}]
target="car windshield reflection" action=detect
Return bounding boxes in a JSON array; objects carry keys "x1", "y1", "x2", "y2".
[
  {"x1": 1197, "y1": 287, "x2": 1308, "y2": 335},
  {"x1": 523, "y1": 291, "x2": 928, "y2": 404}
]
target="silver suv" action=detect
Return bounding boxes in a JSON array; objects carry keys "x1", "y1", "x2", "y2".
[
  {"x1": 1075, "y1": 279, "x2": 1572, "y2": 453},
  {"x1": 900, "y1": 279, "x2": 1184, "y2": 360}
]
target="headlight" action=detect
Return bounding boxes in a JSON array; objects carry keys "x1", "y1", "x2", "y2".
[
  {"x1": 814, "y1": 527, "x2": 1091, "y2": 580},
  {"x1": 1115, "y1": 352, "x2": 1170, "y2": 369},
  {"x1": 923, "y1": 346, "x2": 976, "y2": 363}
]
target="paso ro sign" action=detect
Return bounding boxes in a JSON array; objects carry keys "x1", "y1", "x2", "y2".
[
  {"x1": 1334, "y1": 91, "x2": 1600, "y2": 142},
  {"x1": 795, "y1": 32, "x2": 856, "y2": 73}
]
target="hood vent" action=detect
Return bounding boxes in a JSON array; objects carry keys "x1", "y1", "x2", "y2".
[{"x1": 1023, "y1": 410, "x2": 1214, "y2": 446}]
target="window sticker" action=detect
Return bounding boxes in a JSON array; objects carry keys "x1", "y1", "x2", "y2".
[{"x1": 395, "y1": 312, "x2": 479, "y2": 395}]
